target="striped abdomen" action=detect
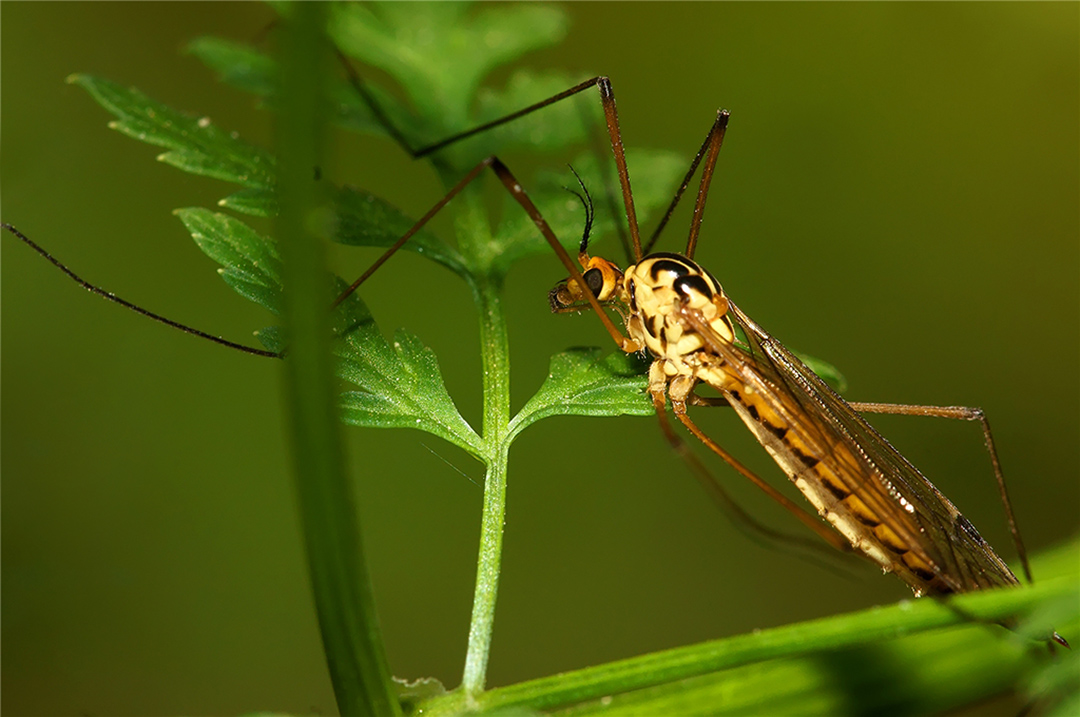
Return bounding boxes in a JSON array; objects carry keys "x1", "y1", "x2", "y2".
[{"x1": 709, "y1": 364, "x2": 958, "y2": 596}]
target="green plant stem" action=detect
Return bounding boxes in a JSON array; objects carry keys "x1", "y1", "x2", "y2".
[
  {"x1": 462, "y1": 273, "x2": 512, "y2": 698},
  {"x1": 276, "y1": 6, "x2": 399, "y2": 716}
]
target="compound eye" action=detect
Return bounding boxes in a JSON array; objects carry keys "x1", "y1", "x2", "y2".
[{"x1": 583, "y1": 267, "x2": 605, "y2": 297}]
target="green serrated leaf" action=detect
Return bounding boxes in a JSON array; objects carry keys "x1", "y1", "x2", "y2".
[
  {"x1": 69, "y1": 74, "x2": 275, "y2": 190},
  {"x1": 326, "y1": 75, "x2": 425, "y2": 141},
  {"x1": 173, "y1": 205, "x2": 476, "y2": 452},
  {"x1": 189, "y1": 34, "x2": 421, "y2": 142},
  {"x1": 220, "y1": 187, "x2": 278, "y2": 217},
  {"x1": 330, "y1": 3, "x2": 566, "y2": 135},
  {"x1": 509, "y1": 349, "x2": 651, "y2": 441},
  {"x1": 186, "y1": 36, "x2": 278, "y2": 98},
  {"x1": 330, "y1": 186, "x2": 469, "y2": 278},
  {"x1": 174, "y1": 207, "x2": 284, "y2": 314},
  {"x1": 189, "y1": 26, "x2": 597, "y2": 167},
  {"x1": 339, "y1": 328, "x2": 481, "y2": 455}
]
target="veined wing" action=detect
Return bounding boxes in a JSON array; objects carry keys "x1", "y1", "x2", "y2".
[{"x1": 681, "y1": 302, "x2": 1019, "y2": 595}]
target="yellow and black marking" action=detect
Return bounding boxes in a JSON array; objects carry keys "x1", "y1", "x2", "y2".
[
  {"x1": 550, "y1": 247, "x2": 1023, "y2": 603},
  {"x1": 721, "y1": 382, "x2": 952, "y2": 595},
  {"x1": 621, "y1": 253, "x2": 735, "y2": 377}
]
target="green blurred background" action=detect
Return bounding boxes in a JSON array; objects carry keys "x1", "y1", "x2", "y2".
[{"x1": 3, "y1": 3, "x2": 1077, "y2": 714}]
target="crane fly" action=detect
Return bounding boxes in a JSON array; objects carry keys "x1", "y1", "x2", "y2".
[
  {"x1": 544, "y1": 102, "x2": 1022, "y2": 599},
  {"x1": 3, "y1": 61, "x2": 1063, "y2": 646},
  {"x1": 400, "y1": 75, "x2": 1066, "y2": 643},
  {"x1": 552, "y1": 229, "x2": 1023, "y2": 597}
]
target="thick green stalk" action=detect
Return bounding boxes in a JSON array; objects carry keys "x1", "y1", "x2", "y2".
[
  {"x1": 462, "y1": 272, "x2": 512, "y2": 698},
  {"x1": 276, "y1": 6, "x2": 399, "y2": 715},
  {"x1": 426, "y1": 559, "x2": 1077, "y2": 715}
]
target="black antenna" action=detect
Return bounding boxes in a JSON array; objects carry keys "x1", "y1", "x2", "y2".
[{"x1": 563, "y1": 164, "x2": 594, "y2": 254}]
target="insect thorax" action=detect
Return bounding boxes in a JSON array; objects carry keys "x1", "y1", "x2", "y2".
[{"x1": 624, "y1": 253, "x2": 736, "y2": 379}]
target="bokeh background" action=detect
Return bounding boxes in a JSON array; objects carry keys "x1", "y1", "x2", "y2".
[{"x1": 3, "y1": 3, "x2": 1077, "y2": 715}]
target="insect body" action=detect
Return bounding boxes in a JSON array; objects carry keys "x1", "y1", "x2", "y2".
[
  {"x1": 551, "y1": 248, "x2": 1020, "y2": 598},
  {"x1": 530, "y1": 86, "x2": 1069, "y2": 621}
]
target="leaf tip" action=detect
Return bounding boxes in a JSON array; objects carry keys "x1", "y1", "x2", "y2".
[{"x1": 64, "y1": 73, "x2": 84, "y2": 86}]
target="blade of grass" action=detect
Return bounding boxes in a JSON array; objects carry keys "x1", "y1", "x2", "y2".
[
  {"x1": 422, "y1": 540, "x2": 1077, "y2": 714},
  {"x1": 276, "y1": 6, "x2": 398, "y2": 715}
]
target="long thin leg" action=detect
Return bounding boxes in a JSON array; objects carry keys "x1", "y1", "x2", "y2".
[
  {"x1": 7, "y1": 149, "x2": 640, "y2": 358},
  {"x1": 592, "y1": 78, "x2": 644, "y2": 261},
  {"x1": 340, "y1": 52, "x2": 637, "y2": 262},
  {"x1": 849, "y1": 401, "x2": 1032, "y2": 584},
  {"x1": 345, "y1": 55, "x2": 640, "y2": 266},
  {"x1": 8, "y1": 162, "x2": 503, "y2": 359},
  {"x1": 581, "y1": 95, "x2": 634, "y2": 265},
  {"x1": 687, "y1": 394, "x2": 732, "y2": 408},
  {"x1": 648, "y1": 383, "x2": 859, "y2": 569},
  {"x1": 642, "y1": 110, "x2": 730, "y2": 258},
  {"x1": 2, "y1": 223, "x2": 279, "y2": 358},
  {"x1": 334, "y1": 48, "x2": 429, "y2": 159},
  {"x1": 332, "y1": 156, "x2": 639, "y2": 353},
  {"x1": 487, "y1": 158, "x2": 641, "y2": 352},
  {"x1": 336, "y1": 55, "x2": 603, "y2": 160},
  {"x1": 688, "y1": 390, "x2": 1066, "y2": 647},
  {"x1": 336, "y1": 60, "x2": 648, "y2": 263},
  {"x1": 687, "y1": 392, "x2": 1034, "y2": 585},
  {"x1": 410, "y1": 72, "x2": 642, "y2": 264},
  {"x1": 332, "y1": 158, "x2": 494, "y2": 305},
  {"x1": 422, "y1": 77, "x2": 646, "y2": 261},
  {"x1": 659, "y1": 387, "x2": 853, "y2": 554}
]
